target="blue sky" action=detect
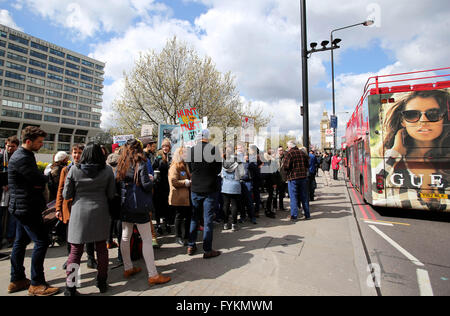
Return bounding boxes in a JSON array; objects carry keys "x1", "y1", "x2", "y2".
[{"x1": 1, "y1": 0, "x2": 449, "y2": 147}]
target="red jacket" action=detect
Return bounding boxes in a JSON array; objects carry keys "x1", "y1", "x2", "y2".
[{"x1": 331, "y1": 156, "x2": 342, "y2": 170}]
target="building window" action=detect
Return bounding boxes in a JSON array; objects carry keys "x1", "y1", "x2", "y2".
[
  {"x1": 48, "y1": 64, "x2": 63, "y2": 74},
  {"x1": 80, "y1": 74, "x2": 93, "y2": 82},
  {"x1": 66, "y1": 54, "x2": 80, "y2": 63},
  {"x1": 78, "y1": 104, "x2": 91, "y2": 112},
  {"x1": 1, "y1": 109, "x2": 22, "y2": 118},
  {"x1": 3, "y1": 90, "x2": 24, "y2": 100},
  {"x1": 9, "y1": 34, "x2": 29, "y2": 45},
  {"x1": 62, "y1": 110, "x2": 76, "y2": 117},
  {"x1": 2, "y1": 99, "x2": 23, "y2": 108},
  {"x1": 28, "y1": 76, "x2": 45, "y2": 86},
  {"x1": 79, "y1": 97, "x2": 91, "y2": 105},
  {"x1": 64, "y1": 86, "x2": 78, "y2": 93},
  {"x1": 63, "y1": 102, "x2": 77, "y2": 109},
  {"x1": 65, "y1": 69, "x2": 79, "y2": 78},
  {"x1": 31, "y1": 41, "x2": 48, "y2": 52},
  {"x1": 28, "y1": 67, "x2": 46, "y2": 77},
  {"x1": 47, "y1": 73, "x2": 63, "y2": 82},
  {"x1": 8, "y1": 43, "x2": 28, "y2": 55},
  {"x1": 74, "y1": 136, "x2": 86, "y2": 143},
  {"x1": 4, "y1": 80, "x2": 25, "y2": 90},
  {"x1": 48, "y1": 56, "x2": 64, "y2": 65},
  {"x1": 63, "y1": 93, "x2": 77, "y2": 101},
  {"x1": 43, "y1": 143, "x2": 54, "y2": 150},
  {"x1": 26, "y1": 94, "x2": 44, "y2": 103},
  {"x1": 66, "y1": 61, "x2": 80, "y2": 70},
  {"x1": 61, "y1": 118, "x2": 76, "y2": 125},
  {"x1": 7, "y1": 52, "x2": 27, "y2": 63},
  {"x1": 24, "y1": 112, "x2": 43, "y2": 121},
  {"x1": 58, "y1": 143, "x2": 71, "y2": 151},
  {"x1": 46, "y1": 89, "x2": 62, "y2": 98},
  {"x1": 46, "y1": 81, "x2": 62, "y2": 90},
  {"x1": 26, "y1": 85, "x2": 45, "y2": 95},
  {"x1": 45, "y1": 99, "x2": 61, "y2": 107},
  {"x1": 24, "y1": 103, "x2": 42, "y2": 112},
  {"x1": 58, "y1": 134, "x2": 72, "y2": 142},
  {"x1": 5, "y1": 71, "x2": 25, "y2": 81},
  {"x1": 30, "y1": 50, "x2": 48, "y2": 60},
  {"x1": 91, "y1": 122, "x2": 100, "y2": 128},
  {"x1": 82, "y1": 59, "x2": 94, "y2": 67},
  {"x1": 49, "y1": 48, "x2": 65, "y2": 58},
  {"x1": 44, "y1": 115, "x2": 60, "y2": 123},
  {"x1": 44, "y1": 106, "x2": 60, "y2": 114},
  {"x1": 95, "y1": 64, "x2": 104, "y2": 71},
  {"x1": 6, "y1": 61, "x2": 26, "y2": 72},
  {"x1": 78, "y1": 112, "x2": 90, "y2": 119},
  {"x1": 80, "y1": 82, "x2": 92, "y2": 89},
  {"x1": 29, "y1": 59, "x2": 47, "y2": 69},
  {"x1": 64, "y1": 78, "x2": 79, "y2": 86},
  {"x1": 81, "y1": 67, "x2": 93, "y2": 75},
  {"x1": 77, "y1": 120, "x2": 90, "y2": 127}
]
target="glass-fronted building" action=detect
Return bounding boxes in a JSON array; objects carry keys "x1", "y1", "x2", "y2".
[{"x1": 0, "y1": 24, "x2": 104, "y2": 150}]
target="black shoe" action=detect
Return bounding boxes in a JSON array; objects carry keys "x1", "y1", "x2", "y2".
[
  {"x1": 64, "y1": 286, "x2": 80, "y2": 296},
  {"x1": 290, "y1": 216, "x2": 298, "y2": 222},
  {"x1": 87, "y1": 257, "x2": 97, "y2": 269},
  {"x1": 96, "y1": 279, "x2": 108, "y2": 294}
]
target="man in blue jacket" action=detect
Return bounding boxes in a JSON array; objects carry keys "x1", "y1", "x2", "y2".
[{"x1": 7, "y1": 126, "x2": 59, "y2": 296}]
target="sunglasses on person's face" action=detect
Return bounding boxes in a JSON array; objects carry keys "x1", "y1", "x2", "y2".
[{"x1": 401, "y1": 109, "x2": 445, "y2": 123}]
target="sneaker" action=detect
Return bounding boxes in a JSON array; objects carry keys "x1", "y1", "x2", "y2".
[
  {"x1": 8, "y1": 278, "x2": 31, "y2": 294},
  {"x1": 148, "y1": 274, "x2": 171, "y2": 286},
  {"x1": 231, "y1": 224, "x2": 238, "y2": 231},
  {"x1": 28, "y1": 283, "x2": 59, "y2": 296},
  {"x1": 175, "y1": 237, "x2": 186, "y2": 246},
  {"x1": 223, "y1": 223, "x2": 231, "y2": 230},
  {"x1": 203, "y1": 249, "x2": 222, "y2": 259},
  {"x1": 123, "y1": 266, "x2": 142, "y2": 278}
]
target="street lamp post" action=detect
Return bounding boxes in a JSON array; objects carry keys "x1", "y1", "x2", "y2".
[{"x1": 330, "y1": 20, "x2": 373, "y2": 153}]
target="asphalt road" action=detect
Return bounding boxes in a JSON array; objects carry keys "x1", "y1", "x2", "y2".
[{"x1": 347, "y1": 182, "x2": 450, "y2": 296}]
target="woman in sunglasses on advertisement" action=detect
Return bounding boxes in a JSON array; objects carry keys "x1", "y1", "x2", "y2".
[{"x1": 377, "y1": 89, "x2": 450, "y2": 211}]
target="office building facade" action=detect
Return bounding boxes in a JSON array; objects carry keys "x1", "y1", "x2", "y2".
[{"x1": 0, "y1": 24, "x2": 104, "y2": 151}]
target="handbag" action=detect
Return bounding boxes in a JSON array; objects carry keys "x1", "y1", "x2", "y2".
[{"x1": 42, "y1": 200, "x2": 57, "y2": 224}]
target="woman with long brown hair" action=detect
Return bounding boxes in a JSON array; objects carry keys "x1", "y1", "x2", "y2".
[
  {"x1": 375, "y1": 89, "x2": 450, "y2": 211},
  {"x1": 116, "y1": 139, "x2": 171, "y2": 286}
]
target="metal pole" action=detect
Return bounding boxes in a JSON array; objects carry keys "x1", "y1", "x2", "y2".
[
  {"x1": 330, "y1": 32, "x2": 336, "y2": 154},
  {"x1": 300, "y1": 0, "x2": 309, "y2": 150}
]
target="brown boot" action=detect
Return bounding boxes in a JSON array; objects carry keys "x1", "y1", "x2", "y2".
[
  {"x1": 148, "y1": 274, "x2": 171, "y2": 286},
  {"x1": 28, "y1": 283, "x2": 60, "y2": 296},
  {"x1": 8, "y1": 278, "x2": 31, "y2": 294}
]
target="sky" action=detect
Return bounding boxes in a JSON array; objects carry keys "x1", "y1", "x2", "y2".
[{"x1": 1, "y1": 0, "x2": 449, "y2": 147}]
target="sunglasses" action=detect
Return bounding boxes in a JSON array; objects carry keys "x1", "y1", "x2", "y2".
[{"x1": 401, "y1": 109, "x2": 445, "y2": 123}]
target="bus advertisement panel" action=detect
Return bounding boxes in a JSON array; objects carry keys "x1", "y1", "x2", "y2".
[{"x1": 369, "y1": 88, "x2": 450, "y2": 211}]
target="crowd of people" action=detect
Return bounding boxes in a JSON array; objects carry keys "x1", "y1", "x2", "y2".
[{"x1": 0, "y1": 126, "x2": 344, "y2": 296}]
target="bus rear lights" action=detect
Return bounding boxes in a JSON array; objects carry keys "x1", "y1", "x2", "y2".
[
  {"x1": 389, "y1": 98, "x2": 395, "y2": 103},
  {"x1": 381, "y1": 99, "x2": 388, "y2": 104},
  {"x1": 376, "y1": 174, "x2": 384, "y2": 193}
]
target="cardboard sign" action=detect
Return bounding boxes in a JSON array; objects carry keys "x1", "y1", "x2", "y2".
[
  {"x1": 113, "y1": 134, "x2": 134, "y2": 146},
  {"x1": 177, "y1": 107, "x2": 202, "y2": 147}
]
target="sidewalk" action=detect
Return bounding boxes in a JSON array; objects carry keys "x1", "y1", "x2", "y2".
[{"x1": 0, "y1": 175, "x2": 376, "y2": 296}]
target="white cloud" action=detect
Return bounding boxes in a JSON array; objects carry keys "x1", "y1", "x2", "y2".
[
  {"x1": 0, "y1": 9, "x2": 23, "y2": 31},
  {"x1": 13, "y1": 0, "x2": 449, "y2": 147}
]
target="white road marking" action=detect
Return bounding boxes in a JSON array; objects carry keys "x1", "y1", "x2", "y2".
[
  {"x1": 368, "y1": 225, "x2": 434, "y2": 296},
  {"x1": 417, "y1": 269, "x2": 434, "y2": 296},
  {"x1": 368, "y1": 225, "x2": 424, "y2": 266},
  {"x1": 364, "y1": 220, "x2": 394, "y2": 226}
]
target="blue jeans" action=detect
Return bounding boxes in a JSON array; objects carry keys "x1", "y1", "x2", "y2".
[
  {"x1": 189, "y1": 192, "x2": 217, "y2": 252},
  {"x1": 241, "y1": 182, "x2": 256, "y2": 221},
  {"x1": 10, "y1": 218, "x2": 49, "y2": 285},
  {"x1": 288, "y1": 178, "x2": 310, "y2": 219}
]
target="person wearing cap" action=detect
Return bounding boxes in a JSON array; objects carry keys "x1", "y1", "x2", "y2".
[{"x1": 186, "y1": 129, "x2": 222, "y2": 259}]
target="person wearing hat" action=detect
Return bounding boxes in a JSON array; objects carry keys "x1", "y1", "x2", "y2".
[
  {"x1": 141, "y1": 137, "x2": 158, "y2": 167},
  {"x1": 186, "y1": 129, "x2": 223, "y2": 259},
  {"x1": 47, "y1": 151, "x2": 69, "y2": 202}
]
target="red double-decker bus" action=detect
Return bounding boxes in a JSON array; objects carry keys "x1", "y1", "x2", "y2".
[{"x1": 345, "y1": 67, "x2": 450, "y2": 211}]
